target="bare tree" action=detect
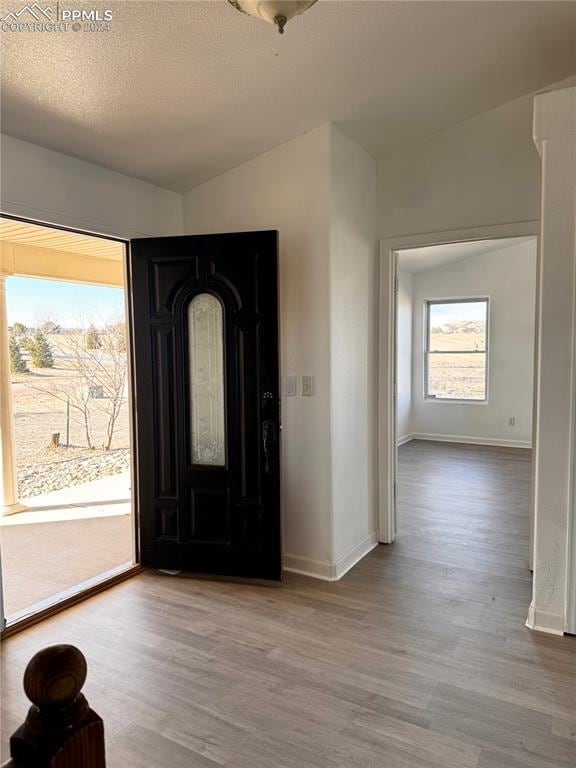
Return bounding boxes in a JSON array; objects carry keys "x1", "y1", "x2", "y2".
[
  {"x1": 58, "y1": 322, "x2": 127, "y2": 450},
  {"x1": 35, "y1": 309, "x2": 61, "y2": 335},
  {"x1": 22, "y1": 320, "x2": 128, "y2": 451},
  {"x1": 21, "y1": 376, "x2": 94, "y2": 449},
  {"x1": 88, "y1": 322, "x2": 128, "y2": 450}
]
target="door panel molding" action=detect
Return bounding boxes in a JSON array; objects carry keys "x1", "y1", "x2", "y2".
[{"x1": 130, "y1": 231, "x2": 281, "y2": 579}]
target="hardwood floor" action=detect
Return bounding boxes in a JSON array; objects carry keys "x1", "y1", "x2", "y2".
[{"x1": 2, "y1": 441, "x2": 575, "y2": 767}]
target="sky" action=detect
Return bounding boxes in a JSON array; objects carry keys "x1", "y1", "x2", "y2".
[
  {"x1": 429, "y1": 301, "x2": 486, "y2": 327},
  {"x1": 6, "y1": 277, "x2": 125, "y2": 329}
]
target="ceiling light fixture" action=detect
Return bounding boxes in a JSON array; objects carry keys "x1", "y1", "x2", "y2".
[{"x1": 227, "y1": 1, "x2": 318, "y2": 34}]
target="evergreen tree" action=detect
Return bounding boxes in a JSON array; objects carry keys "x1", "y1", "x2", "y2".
[
  {"x1": 12, "y1": 322, "x2": 27, "y2": 337},
  {"x1": 30, "y1": 330, "x2": 54, "y2": 368},
  {"x1": 9, "y1": 336, "x2": 28, "y2": 373},
  {"x1": 86, "y1": 325, "x2": 101, "y2": 350}
]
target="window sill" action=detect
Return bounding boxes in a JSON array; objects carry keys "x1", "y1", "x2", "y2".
[{"x1": 423, "y1": 398, "x2": 488, "y2": 404}]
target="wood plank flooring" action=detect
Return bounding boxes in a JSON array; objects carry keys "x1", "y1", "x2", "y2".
[{"x1": 2, "y1": 441, "x2": 575, "y2": 767}]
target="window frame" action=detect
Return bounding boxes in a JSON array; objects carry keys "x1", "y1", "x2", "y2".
[{"x1": 424, "y1": 297, "x2": 490, "y2": 403}]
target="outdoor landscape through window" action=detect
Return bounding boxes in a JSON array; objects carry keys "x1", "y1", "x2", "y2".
[
  {"x1": 0, "y1": 276, "x2": 133, "y2": 618},
  {"x1": 426, "y1": 299, "x2": 488, "y2": 401}
]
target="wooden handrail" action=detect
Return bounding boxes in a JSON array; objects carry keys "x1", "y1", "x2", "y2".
[{"x1": 3, "y1": 644, "x2": 105, "y2": 767}]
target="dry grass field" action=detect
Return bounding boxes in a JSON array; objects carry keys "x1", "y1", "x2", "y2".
[
  {"x1": 11, "y1": 331, "x2": 130, "y2": 496},
  {"x1": 13, "y1": 370, "x2": 130, "y2": 464},
  {"x1": 427, "y1": 329, "x2": 486, "y2": 400}
]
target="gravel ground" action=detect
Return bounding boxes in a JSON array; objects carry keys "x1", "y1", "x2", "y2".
[{"x1": 17, "y1": 448, "x2": 131, "y2": 499}]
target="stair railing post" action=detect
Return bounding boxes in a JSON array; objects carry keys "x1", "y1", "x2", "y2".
[{"x1": 9, "y1": 644, "x2": 106, "y2": 767}]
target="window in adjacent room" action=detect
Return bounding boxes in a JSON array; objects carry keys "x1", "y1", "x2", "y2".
[{"x1": 425, "y1": 298, "x2": 489, "y2": 401}]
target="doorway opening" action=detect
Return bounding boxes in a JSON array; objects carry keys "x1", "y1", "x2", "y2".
[
  {"x1": 379, "y1": 228, "x2": 539, "y2": 620},
  {"x1": 0, "y1": 216, "x2": 136, "y2": 628}
]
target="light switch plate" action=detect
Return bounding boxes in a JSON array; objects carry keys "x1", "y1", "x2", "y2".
[
  {"x1": 301, "y1": 375, "x2": 313, "y2": 397},
  {"x1": 283, "y1": 375, "x2": 297, "y2": 397}
]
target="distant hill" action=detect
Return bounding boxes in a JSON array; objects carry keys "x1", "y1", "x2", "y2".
[{"x1": 432, "y1": 320, "x2": 485, "y2": 335}]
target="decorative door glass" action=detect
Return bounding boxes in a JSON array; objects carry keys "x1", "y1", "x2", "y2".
[{"x1": 188, "y1": 294, "x2": 226, "y2": 465}]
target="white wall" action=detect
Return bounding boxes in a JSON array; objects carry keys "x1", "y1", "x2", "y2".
[
  {"x1": 328, "y1": 126, "x2": 378, "y2": 570},
  {"x1": 396, "y1": 270, "x2": 413, "y2": 442},
  {"x1": 184, "y1": 124, "x2": 378, "y2": 578},
  {"x1": 184, "y1": 125, "x2": 334, "y2": 573},
  {"x1": 0, "y1": 135, "x2": 183, "y2": 238},
  {"x1": 377, "y1": 75, "x2": 576, "y2": 239},
  {"x1": 408, "y1": 240, "x2": 537, "y2": 446}
]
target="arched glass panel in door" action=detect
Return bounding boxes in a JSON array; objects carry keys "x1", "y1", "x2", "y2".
[{"x1": 187, "y1": 293, "x2": 226, "y2": 466}]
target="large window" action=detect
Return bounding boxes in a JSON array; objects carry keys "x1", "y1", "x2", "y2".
[{"x1": 425, "y1": 298, "x2": 488, "y2": 401}]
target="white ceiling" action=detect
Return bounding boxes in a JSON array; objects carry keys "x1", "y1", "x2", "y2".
[
  {"x1": 1, "y1": 1, "x2": 576, "y2": 192},
  {"x1": 397, "y1": 237, "x2": 535, "y2": 274}
]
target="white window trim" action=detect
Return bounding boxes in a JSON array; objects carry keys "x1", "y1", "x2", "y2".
[{"x1": 423, "y1": 296, "x2": 490, "y2": 404}]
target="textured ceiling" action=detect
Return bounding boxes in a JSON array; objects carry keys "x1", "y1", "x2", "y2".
[
  {"x1": 398, "y1": 237, "x2": 535, "y2": 274},
  {"x1": 1, "y1": 1, "x2": 576, "y2": 192}
]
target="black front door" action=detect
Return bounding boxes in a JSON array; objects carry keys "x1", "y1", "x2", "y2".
[{"x1": 129, "y1": 231, "x2": 281, "y2": 579}]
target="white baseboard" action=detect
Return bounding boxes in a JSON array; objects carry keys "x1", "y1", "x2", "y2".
[
  {"x1": 334, "y1": 531, "x2": 379, "y2": 580},
  {"x1": 526, "y1": 601, "x2": 565, "y2": 636},
  {"x1": 284, "y1": 531, "x2": 379, "y2": 582},
  {"x1": 283, "y1": 554, "x2": 334, "y2": 581},
  {"x1": 397, "y1": 434, "x2": 413, "y2": 446},
  {"x1": 411, "y1": 432, "x2": 532, "y2": 449}
]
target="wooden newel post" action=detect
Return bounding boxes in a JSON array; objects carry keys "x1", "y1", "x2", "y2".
[{"x1": 9, "y1": 645, "x2": 106, "y2": 768}]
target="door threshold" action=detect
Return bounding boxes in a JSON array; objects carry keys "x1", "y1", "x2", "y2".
[
  {"x1": 156, "y1": 569, "x2": 283, "y2": 587},
  {"x1": 2, "y1": 563, "x2": 144, "y2": 639}
]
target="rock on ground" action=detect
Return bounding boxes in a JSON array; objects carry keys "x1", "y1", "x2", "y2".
[{"x1": 18, "y1": 448, "x2": 131, "y2": 499}]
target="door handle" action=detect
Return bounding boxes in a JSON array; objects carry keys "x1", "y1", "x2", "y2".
[{"x1": 262, "y1": 419, "x2": 278, "y2": 475}]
